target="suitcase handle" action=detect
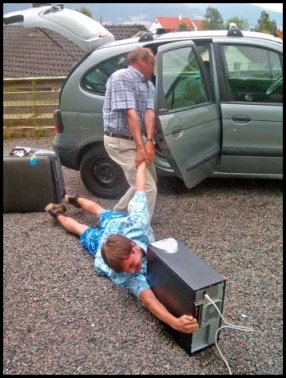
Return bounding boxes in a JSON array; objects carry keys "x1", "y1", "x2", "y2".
[{"x1": 9, "y1": 148, "x2": 31, "y2": 157}]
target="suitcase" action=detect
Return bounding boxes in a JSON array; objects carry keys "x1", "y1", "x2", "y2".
[{"x1": 3, "y1": 147, "x2": 65, "y2": 213}]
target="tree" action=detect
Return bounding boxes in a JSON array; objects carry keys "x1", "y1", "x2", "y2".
[
  {"x1": 178, "y1": 21, "x2": 188, "y2": 31},
  {"x1": 255, "y1": 11, "x2": 278, "y2": 35},
  {"x1": 77, "y1": 6, "x2": 92, "y2": 18},
  {"x1": 225, "y1": 16, "x2": 249, "y2": 31},
  {"x1": 201, "y1": 7, "x2": 224, "y2": 30}
]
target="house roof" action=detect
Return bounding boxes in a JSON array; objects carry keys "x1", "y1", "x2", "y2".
[
  {"x1": 154, "y1": 17, "x2": 194, "y2": 30},
  {"x1": 276, "y1": 30, "x2": 283, "y2": 39},
  {"x1": 104, "y1": 24, "x2": 149, "y2": 40},
  {"x1": 3, "y1": 24, "x2": 149, "y2": 78},
  {"x1": 3, "y1": 25, "x2": 85, "y2": 78}
]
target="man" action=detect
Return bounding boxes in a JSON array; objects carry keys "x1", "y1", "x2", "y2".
[
  {"x1": 45, "y1": 161, "x2": 199, "y2": 335},
  {"x1": 103, "y1": 46, "x2": 157, "y2": 221}
]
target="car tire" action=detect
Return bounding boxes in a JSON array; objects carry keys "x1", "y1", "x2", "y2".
[{"x1": 80, "y1": 144, "x2": 128, "y2": 199}]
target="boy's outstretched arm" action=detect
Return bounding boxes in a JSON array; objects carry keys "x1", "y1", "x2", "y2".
[
  {"x1": 135, "y1": 161, "x2": 147, "y2": 192},
  {"x1": 139, "y1": 288, "x2": 199, "y2": 334}
]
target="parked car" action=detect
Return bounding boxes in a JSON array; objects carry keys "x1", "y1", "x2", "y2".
[{"x1": 5, "y1": 4, "x2": 283, "y2": 198}]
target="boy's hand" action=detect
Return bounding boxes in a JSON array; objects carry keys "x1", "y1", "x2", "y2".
[{"x1": 173, "y1": 315, "x2": 199, "y2": 334}]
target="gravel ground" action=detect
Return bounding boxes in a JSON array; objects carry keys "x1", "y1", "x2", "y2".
[{"x1": 3, "y1": 137, "x2": 283, "y2": 375}]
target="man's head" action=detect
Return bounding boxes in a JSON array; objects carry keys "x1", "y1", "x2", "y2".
[
  {"x1": 101, "y1": 234, "x2": 143, "y2": 274},
  {"x1": 126, "y1": 46, "x2": 155, "y2": 81}
]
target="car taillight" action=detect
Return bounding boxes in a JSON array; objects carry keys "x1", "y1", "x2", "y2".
[{"x1": 53, "y1": 109, "x2": 63, "y2": 134}]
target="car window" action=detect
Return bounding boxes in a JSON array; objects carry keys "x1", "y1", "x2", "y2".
[
  {"x1": 161, "y1": 46, "x2": 209, "y2": 111},
  {"x1": 82, "y1": 53, "x2": 127, "y2": 95},
  {"x1": 222, "y1": 45, "x2": 283, "y2": 103}
]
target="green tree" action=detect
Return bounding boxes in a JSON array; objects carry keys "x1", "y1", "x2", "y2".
[
  {"x1": 201, "y1": 7, "x2": 224, "y2": 30},
  {"x1": 178, "y1": 21, "x2": 188, "y2": 31},
  {"x1": 77, "y1": 6, "x2": 92, "y2": 18},
  {"x1": 255, "y1": 11, "x2": 278, "y2": 35},
  {"x1": 225, "y1": 16, "x2": 249, "y2": 31}
]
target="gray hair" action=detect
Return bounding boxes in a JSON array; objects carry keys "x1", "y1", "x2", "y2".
[{"x1": 126, "y1": 47, "x2": 154, "y2": 65}]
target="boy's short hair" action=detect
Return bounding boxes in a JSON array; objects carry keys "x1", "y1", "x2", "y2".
[{"x1": 101, "y1": 234, "x2": 133, "y2": 273}]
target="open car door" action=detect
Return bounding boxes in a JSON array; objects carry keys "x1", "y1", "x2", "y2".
[
  {"x1": 3, "y1": 3, "x2": 114, "y2": 52},
  {"x1": 155, "y1": 41, "x2": 221, "y2": 188}
]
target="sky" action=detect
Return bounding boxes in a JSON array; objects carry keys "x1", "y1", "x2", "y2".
[
  {"x1": 250, "y1": 3, "x2": 283, "y2": 13},
  {"x1": 3, "y1": 3, "x2": 283, "y2": 12},
  {"x1": 3, "y1": 3, "x2": 283, "y2": 28},
  {"x1": 4, "y1": 3, "x2": 282, "y2": 13},
  {"x1": 183, "y1": 3, "x2": 283, "y2": 13}
]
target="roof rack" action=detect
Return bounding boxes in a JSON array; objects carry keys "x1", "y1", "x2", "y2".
[
  {"x1": 153, "y1": 28, "x2": 167, "y2": 35},
  {"x1": 43, "y1": 4, "x2": 65, "y2": 15},
  {"x1": 227, "y1": 23, "x2": 243, "y2": 37},
  {"x1": 138, "y1": 32, "x2": 154, "y2": 42}
]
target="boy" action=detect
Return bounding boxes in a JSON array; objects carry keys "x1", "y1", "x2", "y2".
[{"x1": 45, "y1": 161, "x2": 198, "y2": 334}]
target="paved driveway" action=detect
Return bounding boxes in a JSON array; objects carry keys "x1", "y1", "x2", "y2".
[{"x1": 3, "y1": 137, "x2": 283, "y2": 375}]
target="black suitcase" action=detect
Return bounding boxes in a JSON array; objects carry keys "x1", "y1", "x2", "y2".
[{"x1": 3, "y1": 147, "x2": 65, "y2": 213}]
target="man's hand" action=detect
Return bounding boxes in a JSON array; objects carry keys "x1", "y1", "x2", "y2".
[
  {"x1": 172, "y1": 315, "x2": 199, "y2": 334},
  {"x1": 144, "y1": 140, "x2": 155, "y2": 162}
]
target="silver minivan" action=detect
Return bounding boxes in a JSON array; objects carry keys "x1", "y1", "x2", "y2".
[{"x1": 5, "y1": 4, "x2": 283, "y2": 198}]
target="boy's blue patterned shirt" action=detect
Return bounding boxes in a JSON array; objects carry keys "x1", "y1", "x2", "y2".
[{"x1": 80, "y1": 191, "x2": 155, "y2": 298}]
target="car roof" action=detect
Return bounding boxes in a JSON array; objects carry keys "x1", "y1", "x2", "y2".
[
  {"x1": 94, "y1": 28, "x2": 283, "y2": 51},
  {"x1": 4, "y1": 4, "x2": 282, "y2": 53},
  {"x1": 154, "y1": 29, "x2": 282, "y2": 43}
]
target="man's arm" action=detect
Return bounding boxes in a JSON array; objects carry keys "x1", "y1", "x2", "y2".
[
  {"x1": 144, "y1": 108, "x2": 156, "y2": 162},
  {"x1": 139, "y1": 288, "x2": 199, "y2": 334},
  {"x1": 126, "y1": 108, "x2": 148, "y2": 167},
  {"x1": 145, "y1": 108, "x2": 156, "y2": 141}
]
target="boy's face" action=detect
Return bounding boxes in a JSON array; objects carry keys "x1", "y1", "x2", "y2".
[{"x1": 120, "y1": 242, "x2": 143, "y2": 274}]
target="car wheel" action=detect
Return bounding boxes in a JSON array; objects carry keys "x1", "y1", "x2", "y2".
[{"x1": 80, "y1": 144, "x2": 128, "y2": 199}]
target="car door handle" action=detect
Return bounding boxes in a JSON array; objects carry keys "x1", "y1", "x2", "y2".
[
  {"x1": 171, "y1": 126, "x2": 182, "y2": 137},
  {"x1": 231, "y1": 115, "x2": 251, "y2": 124}
]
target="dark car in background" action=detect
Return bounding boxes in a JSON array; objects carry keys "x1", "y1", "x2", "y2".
[{"x1": 4, "y1": 4, "x2": 283, "y2": 198}]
